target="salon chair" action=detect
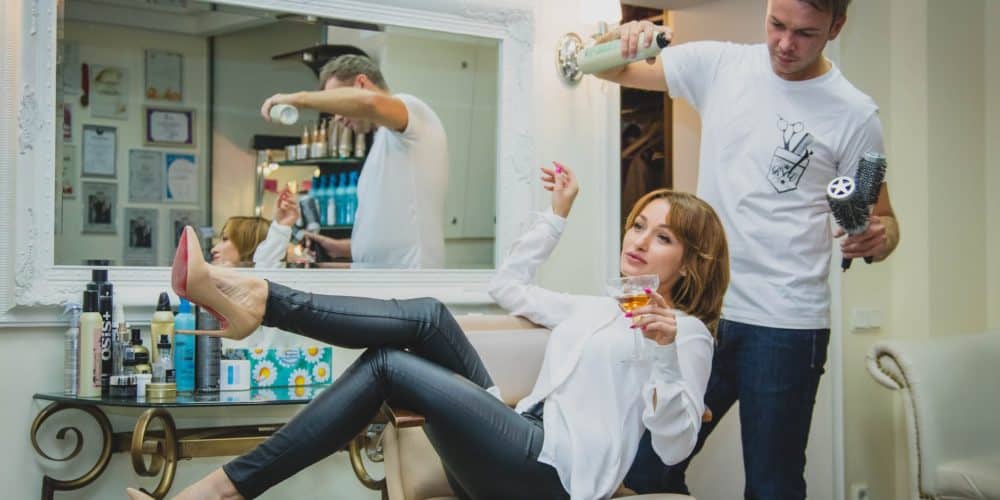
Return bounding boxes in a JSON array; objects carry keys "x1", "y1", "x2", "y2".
[
  {"x1": 867, "y1": 330, "x2": 1000, "y2": 500},
  {"x1": 368, "y1": 314, "x2": 694, "y2": 500}
]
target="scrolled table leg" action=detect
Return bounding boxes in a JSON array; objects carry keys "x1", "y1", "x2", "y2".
[
  {"x1": 30, "y1": 402, "x2": 113, "y2": 500},
  {"x1": 349, "y1": 429, "x2": 386, "y2": 491},
  {"x1": 130, "y1": 408, "x2": 178, "y2": 500}
]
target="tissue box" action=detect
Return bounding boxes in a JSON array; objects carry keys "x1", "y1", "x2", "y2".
[{"x1": 223, "y1": 345, "x2": 333, "y2": 388}]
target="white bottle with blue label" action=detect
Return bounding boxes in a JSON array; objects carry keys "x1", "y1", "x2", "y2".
[{"x1": 173, "y1": 298, "x2": 197, "y2": 392}]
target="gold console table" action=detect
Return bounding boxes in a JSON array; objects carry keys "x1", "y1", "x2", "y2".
[{"x1": 30, "y1": 388, "x2": 385, "y2": 499}]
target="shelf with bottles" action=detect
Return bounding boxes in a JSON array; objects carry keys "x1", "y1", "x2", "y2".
[
  {"x1": 276, "y1": 156, "x2": 365, "y2": 168},
  {"x1": 304, "y1": 170, "x2": 360, "y2": 230}
]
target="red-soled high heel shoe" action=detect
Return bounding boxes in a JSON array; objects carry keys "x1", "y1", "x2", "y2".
[{"x1": 171, "y1": 226, "x2": 263, "y2": 339}]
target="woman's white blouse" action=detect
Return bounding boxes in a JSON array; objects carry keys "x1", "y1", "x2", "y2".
[{"x1": 488, "y1": 209, "x2": 713, "y2": 500}]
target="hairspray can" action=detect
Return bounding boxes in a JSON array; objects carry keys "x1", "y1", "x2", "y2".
[
  {"x1": 64, "y1": 304, "x2": 81, "y2": 396},
  {"x1": 196, "y1": 310, "x2": 222, "y2": 393}
]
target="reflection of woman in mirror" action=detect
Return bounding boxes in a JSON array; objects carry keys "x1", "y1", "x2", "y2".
[
  {"x1": 251, "y1": 186, "x2": 305, "y2": 268},
  {"x1": 132, "y1": 164, "x2": 729, "y2": 500},
  {"x1": 260, "y1": 54, "x2": 448, "y2": 269},
  {"x1": 211, "y1": 217, "x2": 270, "y2": 267}
]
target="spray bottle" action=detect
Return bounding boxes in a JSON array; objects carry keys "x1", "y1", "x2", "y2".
[
  {"x1": 151, "y1": 292, "x2": 175, "y2": 365},
  {"x1": 174, "y1": 298, "x2": 197, "y2": 392},
  {"x1": 78, "y1": 289, "x2": 102, "y2": 397}
]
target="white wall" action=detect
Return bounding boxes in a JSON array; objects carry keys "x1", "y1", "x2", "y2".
[
  {"x1": 55, "y1": 21, "x2": 210, "y2": 266},
  {"x1": 989, "y1": 0, "x2": 1000, "y2": 331}
]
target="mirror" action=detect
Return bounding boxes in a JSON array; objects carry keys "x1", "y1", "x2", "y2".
[{"x1": 54, "y1": 0, "x2": 499, "y2": 270}]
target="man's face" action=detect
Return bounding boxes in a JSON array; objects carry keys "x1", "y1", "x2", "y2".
[
  {"x1": 765, "y1": 0, "x2": 845, "y2": 81},
  {"x1": 324, "y1": 76, "x2": 374, "y2": 134}
]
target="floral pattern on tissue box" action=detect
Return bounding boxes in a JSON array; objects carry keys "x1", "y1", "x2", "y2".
[{"x1": 230, "y1": 345, "x2": 332, "y2": 388}]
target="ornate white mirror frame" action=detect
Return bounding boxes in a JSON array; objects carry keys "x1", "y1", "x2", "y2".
[{"x1": 2, "y1": 0, "x2": 535, "y2": 311}]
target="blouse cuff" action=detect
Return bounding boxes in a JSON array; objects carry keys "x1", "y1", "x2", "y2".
[{"x1": 648, "y1": 341, "x2": 683, "y2": 382}]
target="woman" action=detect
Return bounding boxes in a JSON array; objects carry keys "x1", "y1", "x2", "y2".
[
  {"x1": 136, "y1": 162, "x2": 729, "y2": 500},
  {"x1": 210, "y1": 216, "x2": 270, "y2": 267},
  {"x1": 212, "y1": 187, "x2": 301, "y2": 268}
]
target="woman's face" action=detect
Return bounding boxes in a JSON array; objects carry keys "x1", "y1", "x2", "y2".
[
  {"x1": 211, "y1": 229, "x2": 240, "y2": 266},
  {"x1": 620, "y1": 199, "x2": 686, "y2": 294}
]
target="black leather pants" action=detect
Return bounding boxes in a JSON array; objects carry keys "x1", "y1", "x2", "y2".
[{"x1": 222, "y1": 282, "x2": 568, "y2": 500}]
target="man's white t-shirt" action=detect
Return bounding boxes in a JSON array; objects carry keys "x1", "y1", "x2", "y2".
[
  {"x1": 350, "y1": 93, "x2": 448, "y2": 269},
  {"x1": 662, "y1": 42, "x2": 884, "y2": 329}
]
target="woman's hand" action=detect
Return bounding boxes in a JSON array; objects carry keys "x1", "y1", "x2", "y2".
[
  {"x1": 274, "y1": 188, "x2": 300, "y2": 227},
  {"x1": 629, "y1": 288, "x2": 677, "y2": 346},
  {"x1": 541, "y1": 161, "x2": 579, "y2": 218}
]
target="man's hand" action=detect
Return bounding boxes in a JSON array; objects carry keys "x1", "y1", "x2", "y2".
[
  {"x1": 260, "y1": 93, "x2": 298, "y2": 122},
  {"x1": 608, "y1": 20, "x2": 672, "y2": 63},
  {"x1": 303, "y1": 231, "x2": 347, "y2": 258},
  {"x1": 273, "y1": 188, "x2": 300, "y2": 227},
  {"x1": 835, "y1": 214, "x2": 889, "y2": 260}
]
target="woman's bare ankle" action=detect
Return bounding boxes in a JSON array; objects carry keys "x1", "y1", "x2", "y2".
[{"x1": 173, "y1": 468, "x2": 243, "y2": 500}]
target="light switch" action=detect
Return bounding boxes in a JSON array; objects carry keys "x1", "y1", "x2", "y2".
[{"x1": 851, "y1": 307, "x2": 882, "y2": 332}]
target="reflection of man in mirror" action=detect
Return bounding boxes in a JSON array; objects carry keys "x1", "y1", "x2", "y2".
[
  {"x1": 89, "y1": 192, "x2": 112, "y2": 224},
  {"x1": 131, "y1": 216, "x2": 152, "y2": 248},
  {"x1": 260, "y1": 54, "x2": 448, "y2": 269}
]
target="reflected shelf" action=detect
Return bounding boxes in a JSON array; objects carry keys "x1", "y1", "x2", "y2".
[{"x1": 277, "y1": 157, "x2": 365, "y2": 167}]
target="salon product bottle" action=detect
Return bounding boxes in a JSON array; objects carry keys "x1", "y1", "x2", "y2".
[
  {"x1": 311, "y1": 176, "x2": 325, "y2": 226},
  {"x1": 354, "y1": 130, "x2": 366, "y2": 158},
  {"x1": 269, "y1": 103, "x2": 299, "y2": 125},
  {"x1": 310, "y1": 122, "x2": 325, "y2": 158},
  {"x1": 151, "y1": 292, "x2": 174, "y2": 365},
  {"x1": 112, "y1": 301, "x2": 127, "y2": 377},
  {"x1": 338, "y1": 121, "x2": 353, "y2": 158},
  {"x1": 346, "y1": 171, "x2": 359, "y2": 225},
  {"x1": 334, "y1": 173, "x2": 348, "y2": 225},
  {"x1": 153, "y1": 334, "x2": 176, "y2": 384},
  {"x1": 64, "y1": 304, "x2": 81, "y2": 396},
  {"x1": 79, "y1": 289, "x2": 103, "y2": 397},
  {"x1": 576, "y1": 31, "x2": 671, "y2": 75},
  {"x1": 174, "y1": 298, "x2": 197, "y2": 392},
  {"x1": 93, "y1": 270, "x2": 115, "y2": 396},
  {"x1": 325, "y1": 174, "x2": 337, "y2": 227},
  {"x1": 196, "y1": 310, "x2": 222, "y2": 393},
  {"x1": 130, "y1": 328, "x2": 151, "y2": 375},
  {"x1": 328, "y1": 118, "x2": 339, "y2": 156}
]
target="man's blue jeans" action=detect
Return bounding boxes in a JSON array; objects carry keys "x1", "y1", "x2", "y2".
[{"x1": 625, "y1": 319, "x2": 830, "y2": 500}]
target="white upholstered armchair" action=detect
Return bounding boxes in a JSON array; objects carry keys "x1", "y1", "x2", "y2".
[{"x1": 867, "y1": 331, "x2": 1000, "y2": 499}]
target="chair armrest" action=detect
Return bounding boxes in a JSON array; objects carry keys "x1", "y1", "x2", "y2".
[{"x1": 383, "y1": 403, "x2": 426, "y2": 429}]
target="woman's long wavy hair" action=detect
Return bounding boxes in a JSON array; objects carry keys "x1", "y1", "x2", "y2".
[{"x1": 623, "y1": 189, "x2": 730, "y2": 334}]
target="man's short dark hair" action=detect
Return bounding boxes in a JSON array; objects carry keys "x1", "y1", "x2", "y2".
[
  {"x1": 798, "y1": 0, "x2": 850, "y2": 21},
  {"x1": 318, "y1": 54, "x2": 388, "y2": 90}
]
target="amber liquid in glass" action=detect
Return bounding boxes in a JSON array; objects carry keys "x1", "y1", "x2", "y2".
[{"x1": 616, "y1": 293, "x2": 651, "y2": 313}]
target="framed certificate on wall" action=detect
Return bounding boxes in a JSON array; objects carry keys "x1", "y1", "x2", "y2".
[{"x1": 143, "y1": 106, "x2": 195, "y2": 147}]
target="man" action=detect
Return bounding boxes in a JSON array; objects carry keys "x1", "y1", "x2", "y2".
[
  {"x1": 261, "y1": 54, "x2": 448, "y2": 268},
  {"x1": 595, "y1": 1, "x2": 900, "y2": 498}
]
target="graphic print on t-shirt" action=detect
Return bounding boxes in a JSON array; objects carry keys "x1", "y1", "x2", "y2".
[{"x1": 767, "y1": 115, "x2": 814, "y2": 193}]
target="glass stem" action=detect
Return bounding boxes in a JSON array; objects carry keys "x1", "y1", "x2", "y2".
[{"x1": 633, "y1": 326, "x2": 644, "y2": 360}]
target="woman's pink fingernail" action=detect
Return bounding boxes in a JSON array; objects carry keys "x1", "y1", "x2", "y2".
[
  {"x1": 644, "y1": 288, "x2": 652, "y2": 294},
  {"x1": 642, "y1": 326, "x2": 648, "y2": 331},
  {"x1": 553, "y1": 161, "x2": 564, "y2": 173},
  {"x1": 624, "y1": 312, "x2": 633, "y2": 318}
]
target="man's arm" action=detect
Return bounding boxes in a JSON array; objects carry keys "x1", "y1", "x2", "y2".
[
  {"x1": 305, "y1": 232, "x2": 352, "y2": 260},
  {"x1": 841, "y1": 183, "x2": 900, "y2": 262},
  {"x1": 263, "y1": 87, "x2": 409, "y2": 132},
  {"x1": 592, "y1": 21, "x2": 671, "y2": 92}
]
